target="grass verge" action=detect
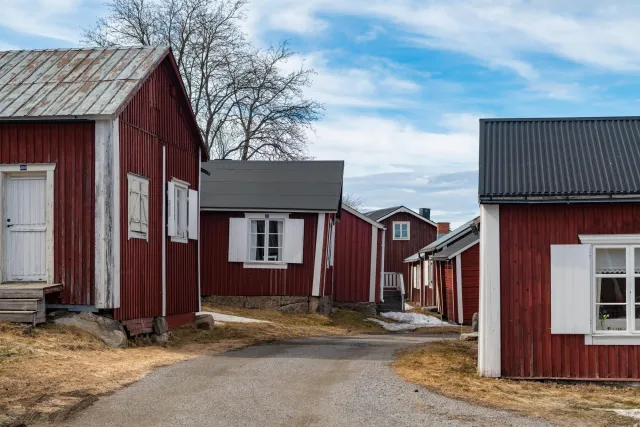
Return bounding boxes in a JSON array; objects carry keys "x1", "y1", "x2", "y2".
[
  {"x1": 0, "y1": 307, "x2": 383, "y2": 426},
  {"x1": 393, "y1": 340, "x2": 640, "y2": 426}
]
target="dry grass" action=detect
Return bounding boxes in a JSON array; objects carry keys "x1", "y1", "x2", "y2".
[
  {"x1": 0, "y1": 307, "x2": 384, "y2": 426},
  {"x1": 393, "y1": 340, "x2": 640, "y2": 426}
]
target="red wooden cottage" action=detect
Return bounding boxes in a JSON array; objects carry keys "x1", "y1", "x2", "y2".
[
  {"x1": 478, "y1": 116, "x2": 640, "y2": 380},
  {"x1": 200, "y1": 160, "x2": 343, "y2": 313},
  {"x1": 365, "y1": 206, "x2": 437, "y2": 305},
  {"x1": 0, "y1": 47, "x2": 206, "y2": 330},
  {"x1": 332, "y1": 205, "x2": 385, "y2": 314},
  {"x1": 405, "y1": 218, "x2": 479, "y2": 324}
]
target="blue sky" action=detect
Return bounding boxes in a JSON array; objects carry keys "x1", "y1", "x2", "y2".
[{"x1": 3, "y1": 1, "x2": 640, "y2": 226}]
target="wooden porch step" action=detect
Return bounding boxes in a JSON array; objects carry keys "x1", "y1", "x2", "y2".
[
  {"x1": 0, "y1": 310, "x2": 45, "y2": 324},
  {"x1": 0, "y1": 298, "x2": 41, "y2": 311},
  {"x1": 0, "y1": 283, "x2": 62, "y2": 299}
]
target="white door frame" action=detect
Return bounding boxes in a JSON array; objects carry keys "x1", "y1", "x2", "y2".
[{"x1": 0, "y1": 164, "x2": 55, "y2": 284}]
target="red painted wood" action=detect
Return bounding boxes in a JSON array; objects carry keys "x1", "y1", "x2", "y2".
[
  {"x1": 460, "y1": 243, "x2": 479, "y2": 324},
  {"x1": 500, "y1": 203, "x2": 640, "y2": 379},
  {"x1": 378, "y1": 212, "x2": 436, "y2": 296},
  {"x1": 115, "y1": 57, "x2": 201, "y2": 321},
  {"x1": 200, "y1": 212, "x2": 322, "y2": 297},
  {"x1": 166, "y1": 312, "x2": 196, "y2": 329},
  {"x1": 0, "y1": 122, "x2": 95, "y2": 305},
  {"x1": 444, "y1": 260, "x2": 456, "y2": 321}
]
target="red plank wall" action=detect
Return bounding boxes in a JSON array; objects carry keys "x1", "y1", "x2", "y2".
[
  {"x1": 460, "y1": 243, "x2": 479, "y2": 324},
  {"x1": 0, "y1": 122, "x2": 95, "y2": 305},
  {"x1": 443, "y1": 260, "x2": 456, "y2": 322},
  {"x1": 200, "y1": 212, "x2": 320, "y2": 297},
  {"x1": 500, "y1": 203, "x2": 640, "y2": 379},
  {"x1": 379, "y1": 212, "x2": 436, "y2": 295},
  {"x1": 115, "y1": 57, "x2": 201, "y2": 321}
]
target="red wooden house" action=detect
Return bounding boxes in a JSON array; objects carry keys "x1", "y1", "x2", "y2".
[
  {"x1": 200, "y1": 160, "x2": 343, "y2": 313},
  {"x1": 0, "y1": 47, "x2": 206, "y2": 330},
  {"x1": 405, "y1": 218, "x2": 479, "y2": 324},
  {"x1": 332, "y1": 205, "x2": 385, "y2": 314},
  {"x1": 366, "y1": 206, "x2": 437, "y2": 304},
  {"x1": 479, "y1": 116, "x2": 640, "y2": 380}
]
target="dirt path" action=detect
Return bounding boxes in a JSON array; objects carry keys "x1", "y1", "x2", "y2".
[{"x1": 47, "y1": 335, "x2": 548, "y2": 427}]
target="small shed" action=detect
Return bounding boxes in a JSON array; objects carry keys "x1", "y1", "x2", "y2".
[
  {"x1": 0, "y1": 47, "x2": 206, "y2": 330},
  {"x1": 332, "y1": 205, "x2": 385, "y2": 314},
  {"x1": 200, "y1": 160, "x2": 344, "y2": 313},
  {"x1": 479, "y1": 116, "x2": 640, "y2": 380}
]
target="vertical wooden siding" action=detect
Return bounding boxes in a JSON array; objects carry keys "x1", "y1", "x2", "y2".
[
  {"x1": 115, "y1": 58, "x2": 200, "y2": 321},
  {"x1": 0, "y1": 122, "x2": 95, "y2": 305},
  {"x1": 444, "y1": 260, "x2": 456, "y2": 321},
  {"x1": 200, "y1": 212, "x2": 319, "y2": 296},
  {"x1": 379, "y1": 213, "x2": 436, "y2": 294},
  {"x1": 500, "y1": 203, "x2": 640, "y2": 379},
  {"x1": 333, "y1": 209, "x2": 374, "y2": 302},
  {"x1": 460, "y1": 243, "x2": 479, "y2": 324}
]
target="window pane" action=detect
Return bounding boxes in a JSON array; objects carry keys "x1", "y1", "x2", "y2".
[
  {"x1": 596, "y1": 277, "x2": 627, "y2": 303},
  {"x1": 636, "y1": 304, "x2": 640, "y2": 330},
  {"x1": 394, "y1": 229, "x2": 401, "y2": 238},
  {"x1": 255, "y1": 233, "x2": 265, "y2": 247},
  {"x1": 250, "y1": 247, "x2": 265, "y2": 261},
  {"x1": 251, "y1": 220, "x2": 265, "y2": 233},
  {"x1": 268, "y1": 233, "x2": 281, "y2": 248},
  {"x1": 636, "y1": 248, "x2": 640, "y2": 274},
  {"x1": 269, "y1": 220, "x2": 283, "y2": 234},
  {"x1": 402, "y1": 224, "x2": 408, "y2": 232},
  {"x1": 596, "y1": 305, "x2": 627, "y2": 331},
  {"x1": 595, "y1": 248, "x2": 626, "y2": 274},
  {"x1": 636, "y1": 278, "x2": 640, "y2": 303},
  {"x1": 268, "y1": 247, "x2": 282, "y2": 261},
  {"x1": 402, "y1": 230, "x2": 408, "y2": 238}
]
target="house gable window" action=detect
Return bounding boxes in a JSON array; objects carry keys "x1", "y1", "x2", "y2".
[
  {"x1": 228, "y1": 214, "x2": 304, "y2": 269},
  {"x1": 393, "y1": 221, "x2": 410, "y2": 240},
  {"x1": 127, "y1": 173, "x2": 149, "y2": 240},
  {"x1": 551, "y1": 235, "x2": 640, "y2": 345}
]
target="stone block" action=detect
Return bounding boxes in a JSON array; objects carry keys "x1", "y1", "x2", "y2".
[{"x1": 52, "y1": 312, "x2": 128, "y2": 348}]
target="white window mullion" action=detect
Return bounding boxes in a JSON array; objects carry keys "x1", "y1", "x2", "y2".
[{"x1": 627, "y1": 246, "x2": 634, "y2": 334}]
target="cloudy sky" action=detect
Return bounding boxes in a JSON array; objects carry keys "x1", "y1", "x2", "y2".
[{"x1": 2, "y1": 1, "x2": 640, "y2": 226}]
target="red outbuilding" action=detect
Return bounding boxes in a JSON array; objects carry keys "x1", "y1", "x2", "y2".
[
  {"x1": 332, "y1": 205, "x2": 385, "y2": 314},
  {"x1": 405, "y1": 218, "x2": 479, "y2": 323},
  {"x1": 200, "y1": 160, "x2": 344, "y2": 313},
  {"x1": 478, "y1": 116, "x2": 640, "y2": 380},
  {"x1": 0, "y1": 47, "x2": 206, "y2": 330}
]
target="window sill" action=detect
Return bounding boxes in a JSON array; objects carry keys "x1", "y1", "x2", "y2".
[
  {"x1": 243, "y1": 262, "x2": 288, "y2": 270},
  {"x1": 585, "y1": 334, "x2": 640, "y2": 345},
  {"x1": 129, "y1": 232, "x2": 148, "y2": 241},
  {"x1": 171, "y1": 236, "x2": 188, "y2": 244},
  {"x1": 393, "y1": 238, "x2": 410, "y2": 241}
]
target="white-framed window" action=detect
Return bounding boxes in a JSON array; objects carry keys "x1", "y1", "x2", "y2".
[
  {"x1": 250, "y1": 218, "x2": 284, "y2": 262},
  {"x1": 127, "y1": 173, "x2": 149, "y2": 240},
  {"x1": 592, "y1": 245, "x2": 638, "y2": 334},
  {"x1": 228, "y1": 214, "x2": 304, "y2": 269},
  {"x1": 393, "y1": 221, "x2": 410, "y2": 240},
  {"x1": 167, "y1": 178, "x2": 198, "y2": 243}
]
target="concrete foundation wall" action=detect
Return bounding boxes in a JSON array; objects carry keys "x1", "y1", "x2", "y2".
[{"x1": 205, "y1": 295, "x2": 333, "y2": 315}]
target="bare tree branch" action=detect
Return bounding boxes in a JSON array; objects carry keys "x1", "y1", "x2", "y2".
[{"x1": 342, "y1": 194, "x2": 367, "y2": 211}]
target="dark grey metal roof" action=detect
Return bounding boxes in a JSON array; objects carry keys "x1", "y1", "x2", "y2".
[
  {"x1": 432, "y1": 232, "x2": 479, "y2": 260},
  {"x1": 0, "y1": 46, "x2": 168, "y2": 119},
  {"x1": 200, "y1": 160, "x2": 344, "y2": 211},
  {"x1": 479, "y1": 117, "x2": 640, "y2": 202},
  {"x1": 421, "y1": 217, "x2": 478, "y2": 253},
  {"x1": 365, "y1": 206, "x2": 402, "y2": 221}
]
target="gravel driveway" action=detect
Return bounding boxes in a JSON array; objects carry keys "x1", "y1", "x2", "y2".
[{"x1": 56, "y1": 335, "x2": 548, "y2": 427}]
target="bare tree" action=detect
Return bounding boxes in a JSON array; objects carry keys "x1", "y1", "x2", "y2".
[
  {"x1": 342, "y1": 193, "x2": 367, "y2": 211},
  {"x1": 83, "y1": 0, "x2": 321, "y2": 161}
]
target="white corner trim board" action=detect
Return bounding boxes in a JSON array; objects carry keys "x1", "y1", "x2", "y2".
[
  {"x1": 369, "y1": 225, "x2": 378, "y2": 302},
  {"x1": 380, "y1": 229, "x2": 386, "y2": 303},
  {"x1": 161, "y1": 145, "x2": 167, "y2": 316},
  {"x1": 456, "y1": 254, "x2": 463, "y2": 324},
  {"x1": 94, "y1": 119, "x2": 121, "y2": 309},
  {"x1": 312, "y1": 213, "x2": 326, "y2": 297},
  {"x1": 478, "y1": 204, "x2": 501, "y2": 378}
]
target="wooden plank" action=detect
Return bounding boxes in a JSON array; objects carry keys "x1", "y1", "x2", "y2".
[{"x1": 0, "y1": 299, "x2": 39, "y2": 311}]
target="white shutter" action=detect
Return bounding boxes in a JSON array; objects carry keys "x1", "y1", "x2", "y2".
[
  {"x1": 188, "y1": 189, "x2": 198, "y2": 240},
  {"x1": 167, "y1": 181, "x2": 176, "y2": 237},
  {"x1": 284, "y1": 219, "x2": 304, "y2": 264},
  {"x1": 551, "y1": 244, "x2": 591, "y2": 334},
  {"x1": 229, "y1": 218, "x2": 248, "y2": 262},
  {"x1": 140, "y1": 178, "x2": 149, "y2": 236},
  {"x1": 128, "y1": 177, "x2": 141, "y2": 233}
]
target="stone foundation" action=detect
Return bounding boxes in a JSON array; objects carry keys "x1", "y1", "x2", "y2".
[
  {"x1": 205, "y1": 295, "x2": 333, "y2": 315},
  {"x1": 332, "y1": 301, "x2": 378, "y2": 316}
]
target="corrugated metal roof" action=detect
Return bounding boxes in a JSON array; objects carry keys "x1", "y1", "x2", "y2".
[
  {"x1": 365, "y1": 206, "x2": 402, "y2": 221},
  {"x1": 421, "y1": 217, "x2": 478, "y2": 253},
  {"x1": 200, "y1": 160, "x2": 344, "y2": 211},
  {"x1": 0, "y1": 46, "x2": 168, "y2": 119},
  {"x1": 432, "y1": 232, "x2": 479, "y2": 260},
  {"x1": 479, "y1": 117, "x2": 640, "y2": 201}
]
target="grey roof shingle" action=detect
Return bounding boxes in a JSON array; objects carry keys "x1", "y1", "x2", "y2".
[
  {"x1": 432, "y1": 233, "x2": 479, "y2": 260},
  {"x1": 200, "y1": 160, "x2": 344, "y2": 211},
  {"x1": 0, "y1": 46, "x2": 168, "y2": 119},
  {"x1": 422, "y1": 217, "x2": 478, "y2": 253},
  {"x1": 365, "y1": 206, "x2": 402, "y2": 221},
  {"x1": 479, "y1": 117, "x2": 640, "y2": 201}
]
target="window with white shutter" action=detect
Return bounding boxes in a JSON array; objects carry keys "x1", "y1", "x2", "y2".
[
  {"x1": 127, "y1": 173, "x2": 149, "y2": 240},
  {"x1": 169, "y1": 179, "x2": 189, "y2": 243},
  {"x1": 550, "y1": 244, "x2": 591, "y2": 334}
]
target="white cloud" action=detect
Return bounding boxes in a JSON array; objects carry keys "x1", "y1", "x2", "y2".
[
  {"x1": 355, "y1": 25, "x2": 386, "y2": 43},
  {"x1": 0, "y1": 0, "x2": 83, "y2": 43}
]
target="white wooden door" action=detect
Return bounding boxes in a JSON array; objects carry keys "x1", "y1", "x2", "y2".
[{"x1": 4, "y1": 175, "x2": 47, "y2": 282}]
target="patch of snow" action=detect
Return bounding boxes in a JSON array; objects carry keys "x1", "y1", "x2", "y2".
[
  {"x1": 366, "y1": 318, "x2": 422, "y2": 332},
  {"x1": 602, "y1": 409, "x2": 640, "y2": 420},
  {"x1": 380, "y1": 311, "x2": 449, "y2": 326},
  {"x1": 404, "y1": 302, "x2": 414, "y2": 310},
  {"x1": 197, "y1": 311, "x2": 270, "y2": 324}
]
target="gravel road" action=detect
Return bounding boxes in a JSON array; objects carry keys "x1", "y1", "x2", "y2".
[{"x1": 56, "y1": 335, "x2": 549, "y2": 427}]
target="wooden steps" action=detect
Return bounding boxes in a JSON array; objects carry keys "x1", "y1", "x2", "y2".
[
  {"x1": 380, "y1": 289, "x2": 404, "y2": 313},
  {"x1": 0, "y1": 283, "x2": 61, "y2": 325}
]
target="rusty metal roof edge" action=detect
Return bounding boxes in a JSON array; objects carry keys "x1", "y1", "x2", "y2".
[{"x1": 0, "y1": 113, "x2": 114, "y2": 122}]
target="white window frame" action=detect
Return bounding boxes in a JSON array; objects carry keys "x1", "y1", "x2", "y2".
[
  {"x1": 127, "y1": 173, "x2": 149, "y2": 241},
  {"x1": 393, "y1": 221, "x2": 410, "y2": 240},
  {"x1": 248, "y1": 218, "x2": 285, "y2": 263},
  {"x1": 243, "y1": 213, "x2": 288, "y2": 269},
  {"x1": 170, "y1": 178, "x2": 189, "y2": 244}
]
